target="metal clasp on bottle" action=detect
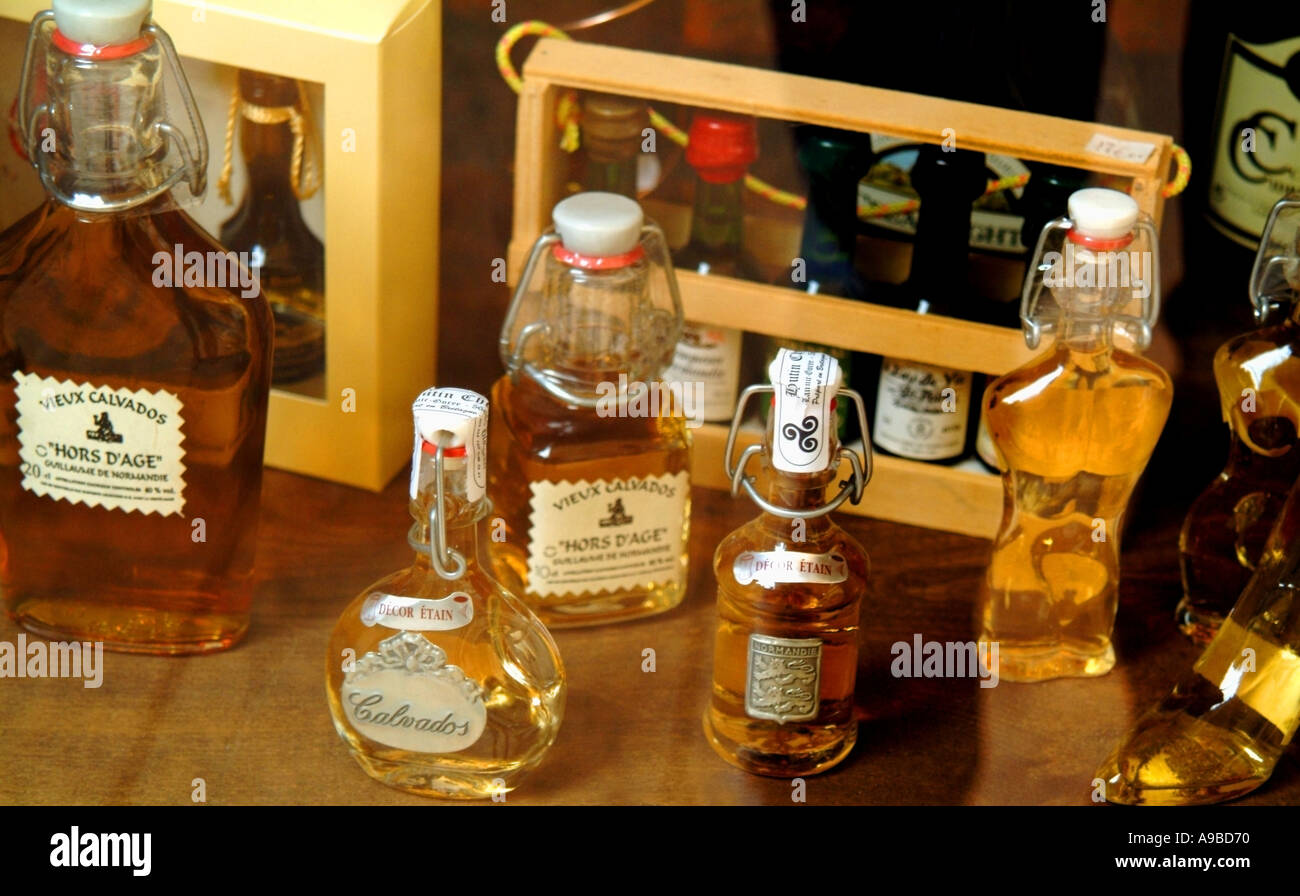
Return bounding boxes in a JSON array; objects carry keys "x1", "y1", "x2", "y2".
[
  {"x1": 1020, "y1": 215, "x2": 1161, "y2": 351},
  {"x1": 18, "y1": 11, "x2": 209, "y2": 213},
  {"x1": 1250, "y1": 197, "x2": 1300, "y2": 325},
  {"x1": 407, "y1": 436, "x2": 467, "y2": 581},
  {"x1": 723, "y1": 385, "x2": 872, "y2": 519}
]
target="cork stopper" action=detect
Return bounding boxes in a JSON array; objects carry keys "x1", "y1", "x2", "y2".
[{"x1": 53, "y1": 0, "x2": 150, "y2": 46}]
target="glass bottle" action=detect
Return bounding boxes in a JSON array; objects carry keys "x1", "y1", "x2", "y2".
[
  {"x1": 1097, "y1": 470, "x2": 1300, "y2": 805},
  {"x1": 704, "y1": 348, "x2": 871, "y2": 776},
  {"x1": 1178, "y1": 196, "x2": 1300, "y2": 643},
  {"x1": 663, "y1": 111, "x2": 761, "y2": 424},
  {"x1": 872, "y1": 145, "x2": 987, "y2": 464},
  {"x1": 327, "y1": 387, "x2": 565, "y2": 799},
  {"x1": 218, "y1": 69, "x2": 325, "y2": 390},
  {"x1": 0, "y1": 1, "x2": 273, "y2": 654},
  {"x1": 579, "y1": 92, "x2": 646, "y2": 198},
  {"x1": 489, "y1": 192, "x2": 690, "y2": 628},
  {"x1": 977, "y1": 188, "x2": 1172, "y2": 681},
  {"x1": 764, "y1": 127, "x2": 870, "y2": 438}
]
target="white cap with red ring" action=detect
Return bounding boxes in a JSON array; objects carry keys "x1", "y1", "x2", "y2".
[
  {"x1": 53, "y1": 0, "x2": 151, "y2": 46},
  {"x1": 409, "y1": 387, "x2": 488, "y2": 502},
  {"x1": 552, "y1": 191, "x2": 643, "y2": 257},
  {"x1": 1067, "y1": 188, "x2": 1139, "y2": 241}
]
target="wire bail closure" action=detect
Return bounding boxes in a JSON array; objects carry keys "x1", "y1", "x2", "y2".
[
  {"x1": 1250, "y1": 197, "x2": 1300, "y2": 325},
  {"x1": 723, "y1": 385, "x2": 872, "y2": 520},
  {"x1": 1020, "y1": 215, "x2": 1161, "y2": 351},
  {"x1": 406, "y1": 440, "x2": 468, "y2": 580},
  {"x1": 18, "y1": 11, "x2": 209, "y2": 213}
]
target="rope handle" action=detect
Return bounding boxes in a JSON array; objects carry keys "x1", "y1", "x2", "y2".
[
  {"x1": 495, "y1": 20, "x2": 1191, "y2": 215},
  {"x1": 217, "y1": 77, "x2": 322, "y2": 204}
]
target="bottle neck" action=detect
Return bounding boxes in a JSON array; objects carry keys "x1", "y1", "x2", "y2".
[
  {"x1": 408, "y1": 492, "x2": 487, "y2": 574},
  {"x1": 798, "y1": 180, "x2": 856, "y2": 285},
  {"x1": 1051, "y1": 244, "x2": 1130, "y2": 355},
  {"x1": 760, "y1": 463, "x2": 837, "y2": 535},
  {"x1": 238, "y1": 114, "x2": 301, "y2": 201},
  {"x1": 687, "y1": 175, "x2": 745, "y2": 257},
  {"x1": 582, "y1": 156, "x2": 639, "y2": 198}
]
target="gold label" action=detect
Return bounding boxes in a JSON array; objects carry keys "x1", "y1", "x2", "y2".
[{"x1": 1195, "y1": 617, "x2": 1300, "y2": 742}]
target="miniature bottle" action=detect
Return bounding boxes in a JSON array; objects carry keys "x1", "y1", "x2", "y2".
[
  {"x1": 764, "y1": 127, "x2": 871, "y2": 438},
  {"x1": 327, "y1": 387, "x2": 565, "y2": 799},
  {"x1": 0, "y1": 0, "x2": 273, "y2": 654},
  {"x1": 704, "y1": 348, "x2": 871, "y2": 776},
  {"x1": 872, "y1": 145, "x2": 987, "y2": 464},
  {"x1": 489, "y1": 192, "x2": 690, "y2": 627},
  {"x1": 218, "y1": 69, "x2": 325, "y2": 389},
  {"x1": 579, "y1": 92, "x2": 646, "y2": 198},
  {"x1": 1098, "y1": 471, "x2": 1300, "y2": 805},
  {"x1": 1177, "y1": 196, "x2": 1300, "y2": 643},
  {"x1": 977, "y1": 188, "x2": 1172, "y2": 681},
  {"x1": 663, "y1": 111, "x2": 761, "y2": 424}
]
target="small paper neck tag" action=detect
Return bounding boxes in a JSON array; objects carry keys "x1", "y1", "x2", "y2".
[
  {"x1": 410, "y1": 388, "x2": 488, "y2": 502},
  {"x1": 769, "y1": 349, "x2": 841, "y2": 473}
]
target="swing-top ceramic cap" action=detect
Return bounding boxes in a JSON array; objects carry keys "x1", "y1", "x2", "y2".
[
  {"x1": 410, "y1": 387, "x2": 488, "y2": 502},
  {"x1": 1068, "y1": 187, "x2": 1139, "y2": 240},
  {"x1": 552, "y1": 192, "x2": 643, "y2": 257},
  {"x1": 53, "y1": 0, "x2": 151, "y2": 46}
]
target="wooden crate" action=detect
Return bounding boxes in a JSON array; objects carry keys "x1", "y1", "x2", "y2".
[{"x1": 507, "y1": 38, "x2": 1173, "y2": 539}]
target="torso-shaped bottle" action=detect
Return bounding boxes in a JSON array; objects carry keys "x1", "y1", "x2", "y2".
[
  {"x1": 705, "y1": 349, "x2": 870, "y2": 776},
  {"x1": 664, "y1": 111, "x2": 761, "y2": 424},
  {"x1": 327, "y1": 388, "x2": 565, "y2": 799},
  {"x1": 1178, "y1": 196, "x2": 1300, "y2": 642},
  {"x1": 0, "y1": 1, "x2": 273, "y2": 653},
  {"x1": 218, "y1": 70, "x2": 325, "y2": 389},
  {"x1": 489, "y1": 192, "x2": 690, "y2": 627},
  {"x1": 978, "y1": 188, "x2": 1172, "y2": 681}
]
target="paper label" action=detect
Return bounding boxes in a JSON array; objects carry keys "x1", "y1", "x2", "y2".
[
  {"x1": 525, "y1": 471, "x2": 689, "y2": 597},
  {"x1": 733, "y1": 550, "x2": 848, "y2": 588},
  {"x1": 1083, "y1": 133, "x2": 1157, "y2": 164},
  {"x1": 1208, "y1": 34, "x2": 1300, "y2": 247},
  {"x1": 664, "y1": 322, "x2": 742, "y2": 423},
  {"x1": 342, "y1": 631, "x2": 486, "y2": 753},
  {"x1": 410, "y1": 388, "x2": 488, "y2": 501},
  {"x1": 873, "y1": 359, "x2": 972, "y2": 460},
  {"x1": 360, "y1": 592, "x2": 474, "y2": 631},
  {"x1": 746, "y1": 634, "x2": 822, "y2": 724},
  {"x1": 14, "y1": 372, "x2": 186, "y2": 516},
  {"x1": 770, "y1": 349, "x2": 840, "y2": 473}
]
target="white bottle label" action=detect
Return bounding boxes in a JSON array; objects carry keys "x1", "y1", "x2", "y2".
[
  {"x1": 342, "y1": 631, "x2": 487, "y2": 753},
  {"x1": 746, "y1": 634, "x2": 822, "y2": 724},
  {"x1": 525, "y1": 471, "x2": 689, "y2": 597},
  {"x1": 410, "y1": 387, "x2": 489, "y2": 502},
  {"x1": 663, "y1": 322, "x2": 742, "y2": 423},
  {"x1": 733, "y1": 550, "x2": 848, "y2": 588},
  {"x1": 360, "y1": 592, "x2": 475, "y2": 631},
  {"x1": 769, "y1": 348, "x2": 841, "y2": 473},
  {"x1": 13, "y1": 372, "x2": 186, "y2": 516},
  {"x1": 873, "y1": 359, "x2": 971, "y2": 460},
  {"x1": 1208, "y1": 34, "x2": 1300, "y2": 247}
]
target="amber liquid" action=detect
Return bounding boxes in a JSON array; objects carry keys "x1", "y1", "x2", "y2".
[
  {"x1": 326, "y1": 496, "x2": 565, "y2": 799},
  {"x1": 703, "y1": 469, "x2": 867, "y2": 776},
  {"x1": 979, "y1": 338, "x2": 1172, "y2": 680},
  {"x1": 0, "y1": 201, "x2": 273, "y2": 654},
  {"x1": 1178, "y1": 319, "x2": 1300, "y2": 642},
  {"x1": 486, "y1": 371, "x2": 691, "y2": 628}
]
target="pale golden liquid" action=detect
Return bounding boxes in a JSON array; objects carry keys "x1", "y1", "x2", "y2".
[
  {"x1": 326, "y1": 521, "x2": 565, "y2": 799},
  {"x1": 486, "y1": 373, "x2": 691, "y2": 628},
  {"x1": 1179, "y1": 323, "x2": 1300, "y2": 642},
  {"x1": 0, "y1": 203, "x2": 272, "y2": 654},
  {"x1": 979, "y1": 343, "x2": 1172, "y2": 680},
  {"x1": 703, "y1": 484, "x2": 868, "y2": 777}
]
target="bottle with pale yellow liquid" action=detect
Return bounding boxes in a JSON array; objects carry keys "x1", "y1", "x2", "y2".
[
  {"x1": 977, "y1": 188, "x2": 1172, "y2": 681},
  {"x1": 1097, "y1": 471, "x2": 1300, "y2": 805}
]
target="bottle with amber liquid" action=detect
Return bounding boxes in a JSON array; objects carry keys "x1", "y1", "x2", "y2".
[
  {"x1": 1098, "y1": 469, "x2": 1300, "y2": 805},
  {"x1": 1178, "y1": 196, "x2": 1300, "y2": 643},
  {"x1": 489, "y1": 192, "x2": 690, "y2": 627},
  {"x1": 704, "y1": 348, "x2": 871, "y2": 776},
  {"x1": 978, "y1": 189, "x2": 1172, "y2": 681},
  {"x1": 579, "y1": 93, "x2": 646, "y2": 199},
  {"x1": 218, "y1": 69, "x2": 324, "y2": 389},
  {"x1": 0, "y1": 0, "x2": 273, "y2": 654},
  {"x1": 327, "y1": 388, "x2": 565, "y2": 799},
  {"x1": 663, "y1": 111, "x2": 761, "y2": 424}
]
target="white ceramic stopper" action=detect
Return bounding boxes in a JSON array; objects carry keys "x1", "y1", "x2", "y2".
[
  {"x1": 53, "y1": 0, "x2": 151, "y2": 46},
  {"x1": 552, "y1": 191, "x2": 643, "y2": 256},
  {"x1": 1068, "y1": 187, "x2": 1139, "y2": 240}
]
